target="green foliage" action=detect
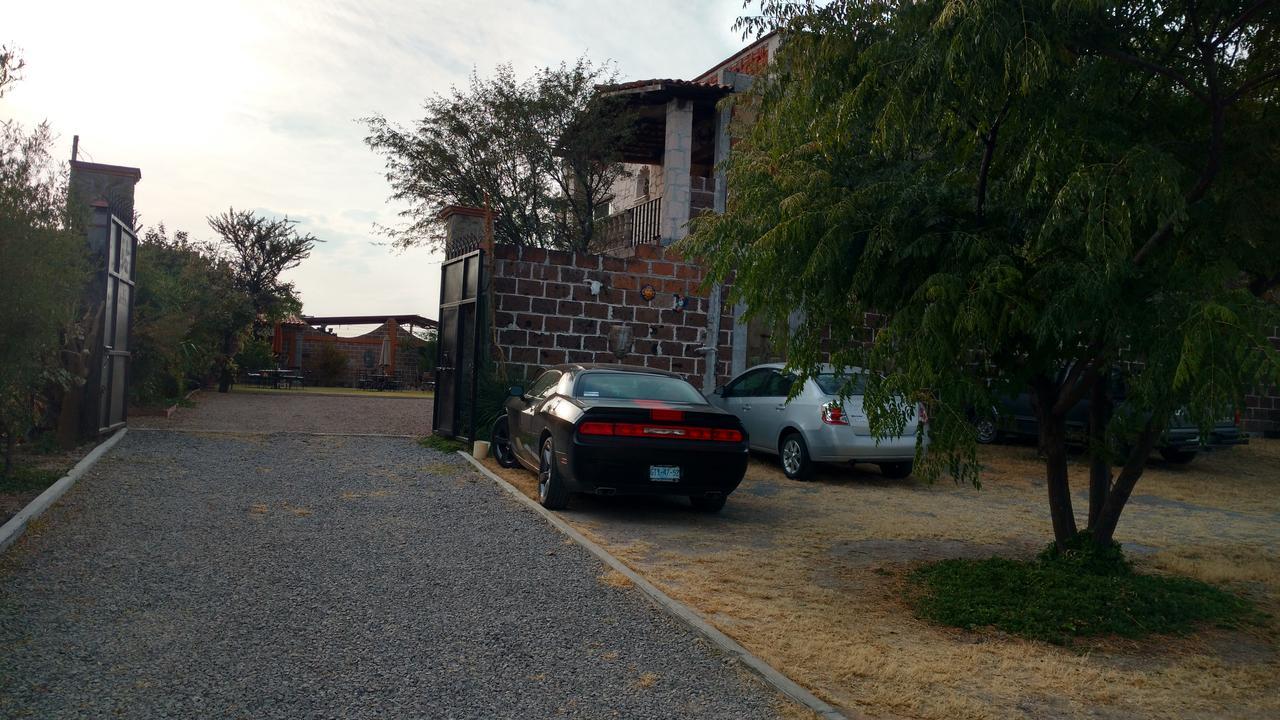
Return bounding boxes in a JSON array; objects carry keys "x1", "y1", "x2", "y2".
[
  {"x1": 0, "y1": 119, "x2": 87, "y2": 475},
  {"x1": 689, "y1": 1, "x2": 1280, "y2": 541},
  {"x1": 207, "y1": 207, "x2": 317, "y2": 328},
  {"x1": 235, "y1": 338, "x2": 275, "y2": 373},
  {"x1": 909, "y1": 549, "x2": 1257, "y2": 645},
  {"x1": 0, "y1": 464, "x2": 62, "y2": 495},
  {"x1": 418, "y1": 434, "x2": 466, "y2": 454},
  {"x1": 1038, "y1": 531, "x2": 1131, "y2": 577},
  {"x1": 312, "y1": 343, "x2": 349, "y2": 386},
  {"x1": 363, "y1": 57, "x2": 634, "y2": 252},
  {"x1": 131, "y1": 224, "x2": 252, "y2": 406}
]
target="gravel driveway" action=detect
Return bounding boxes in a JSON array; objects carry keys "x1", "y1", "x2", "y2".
[
  {"x1": 130, "y1": 390, "x2": 434, "y2": 436},
  {"x1": 0, "y1": 431, "x2": 783, "y2": 718}
]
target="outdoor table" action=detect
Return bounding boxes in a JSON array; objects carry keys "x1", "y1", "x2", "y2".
[{"x1": 257, "y1": 369, "x2": 290, "y2": 389}]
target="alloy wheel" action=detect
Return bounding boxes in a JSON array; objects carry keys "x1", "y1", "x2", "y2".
[
  {"x1": 782, "y1": 439, "x2": 801, "y2": 475},
  {"x1": 975, "y1": 419, "x2": 997, "y2": 444},
  {"x1": 538, "y1": 442, "x2": 552, "y2": 501}
]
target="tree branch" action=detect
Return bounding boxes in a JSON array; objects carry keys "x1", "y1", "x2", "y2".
[
  {"x1": 1227, "y1": 67, "x2": 1280, "y2": 104},
  {"x1": 1215, "y1": 0, "x2": 1275, "y2": 48},
  {"x1": 1089, "y1": 45, "x2": 1208, "y2": 104},
  {"x1": 975, "y1": 94, "x2": 1013, "y2": 220}
]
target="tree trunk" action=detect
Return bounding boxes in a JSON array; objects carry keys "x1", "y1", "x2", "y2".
[
  {"x1": 1034, "y1": 382, "x2": 1078, "y2": 546},
  {"x1": 218, "y1": 330, "x2": 234, "y2": 393},
  {"x1": 1091, "y1": 420, "x2": 1161, "y2": 545},
  {"x1": 1087, "y1": 374, "x2": 1112, "y2": 529}
]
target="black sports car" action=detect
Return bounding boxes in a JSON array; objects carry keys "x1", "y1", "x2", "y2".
[{"x1": 490, "y1": 364, "x2": 749, "y2": 512}]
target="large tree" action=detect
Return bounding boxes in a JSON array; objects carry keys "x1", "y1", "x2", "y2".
[
  {"x1": 0, "y1": 117, "x2": 86, "y2": 473},
  {"x1": 207, "y1": 208, "x2": 318, "y2": 391},
  {"x1": 363, "y1": 57, "x2": 633, "y2": 252},
  {"x1": 688, "y1": 0, "x2": 1280, "y2": 549}
]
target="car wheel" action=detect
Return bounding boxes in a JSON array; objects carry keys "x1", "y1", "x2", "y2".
[
  {"x1": 880, "y1": 461, "x2": 913, "y2": 479},
  {"x1": 537, "y1": 436, "x2": 571, "y2": 510},
  {"x1": 779, "y1": 432, "x2": 813, "y2": 480},
  {"x1": 975, "y1": 418, "x2": 998, "y2": 444},
  {"x1": 690, "y1": 494, "x2": 727, "y2": 513},
  {"x1": 490, "y1": 416, "x2": 520, "y2": 469},
  {"x1": 1159, "y1": 448, "x2": 1197, "y2": 464}
]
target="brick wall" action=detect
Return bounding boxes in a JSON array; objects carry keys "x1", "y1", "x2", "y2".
[
  {"x1": 1243, "y1": 327, "x2": 1280, "y2": 436},
  {"x1": 490, "y1": 243, "x2": 734, "y2": 390}
]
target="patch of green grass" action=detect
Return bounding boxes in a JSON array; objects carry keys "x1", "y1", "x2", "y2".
[
  {"x1": 418, "y1": 435, "x2": 466, "y2": 454},
  {"x1": 0, "y1": 465, "x2": 63, "y2": 495},
  {"x1": 909, "y1": 537, "x2": 1258, "y2": 645}
]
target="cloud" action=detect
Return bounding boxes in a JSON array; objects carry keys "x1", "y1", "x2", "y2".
[{"x1": 5, "y1": 0, "x2": 745, "y2": 319}]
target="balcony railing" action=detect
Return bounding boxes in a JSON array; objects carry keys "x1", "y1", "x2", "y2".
[{"x1": 595, "y1": 196, "x2": 662, "y2": 254}]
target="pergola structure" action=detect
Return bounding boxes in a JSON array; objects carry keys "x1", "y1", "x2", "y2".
[{"x1": 272, "y1": 314, "x2": 438, "y2": 379}]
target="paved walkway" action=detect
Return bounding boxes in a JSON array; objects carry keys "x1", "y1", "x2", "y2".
[{"x1": 0, "y1": 398, "x2": 782, "y2": 718}]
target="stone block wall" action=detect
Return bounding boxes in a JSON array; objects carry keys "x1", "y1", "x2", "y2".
[{"x1": 490, "y1": 243, "x2": 734, "y2": 390}]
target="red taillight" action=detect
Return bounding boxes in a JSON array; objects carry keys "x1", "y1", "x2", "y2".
[
  {"x1": 579, "y1": 422, "x2": 615, "y2": 436},
  {"x1": 821, "y1": 401, "x2": 849, "y2": 425},
  {"x1": 650, "y1": 409, "x2": 684, "y2": 422},
  {"x1": 577, "y1": 421, "x2": 742, "y2": 442}
]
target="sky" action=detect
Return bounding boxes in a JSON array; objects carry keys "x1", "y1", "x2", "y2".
[{"x1": 4, "y1": 0, "x2": 745, "y2": 333}]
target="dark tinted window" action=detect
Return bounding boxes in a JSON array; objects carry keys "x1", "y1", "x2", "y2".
[
  {"x1": 815, "y1": 372, "x2": 867, "y2": 396},
  {"x1": 574, "y1": 372, "x2": 707, "y2": 404},
  {"x1": 527, "y1": 370, "x2": 563, "y2": 398},
  {"x1": 724, "y1": 369, "x2": 767, "y2": 398},
  {"x1": 761, "y1": 372, "x2": 795, "y2": 397}
]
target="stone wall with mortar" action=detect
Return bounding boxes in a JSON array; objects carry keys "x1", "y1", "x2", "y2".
[{"x1": 489, "y1": 243, "x2": 734, "y2": 390}]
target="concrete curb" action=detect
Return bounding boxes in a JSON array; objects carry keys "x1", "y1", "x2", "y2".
[
  {"x1": 0, "y1": 428, "x2": 128, "y2": 554},
  {"x1": 458, "y1": 451, "x2": 850, "y2": 720}
]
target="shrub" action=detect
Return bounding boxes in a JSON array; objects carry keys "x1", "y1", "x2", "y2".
[
  {"x1": 313, "y1": 343, "x2": 349, "y2": 386},
  {"x1": 909, "y1": 541, "x2": 1257, "y2": 645}
]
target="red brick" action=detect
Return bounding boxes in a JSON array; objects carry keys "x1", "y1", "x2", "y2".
[
  {"x1": 558, "y1": 300, "x2": 583, "y2": 316},
  {"x1": 533, "y1": 264, "x2": 556, "y2": 281},
  {"x1": 574, "y1": 252, "x2": 600, "y2": 270},
  {"x1": 650, "y1": 261, "x2": 675, "y2": 276},
  {"x1": 515, "y1": 313, "x2": 543, "y2": 330},
  {"x1": 508, "y1": 261, "x2": 533, "y2": 279},
  {"x1": 527, "y1": 332, "x2": 553, "y2": 348},
  {"x1": 675, "y1": 326, "x2": 699, "y2": 342},
  {"x1": 625, "y1": 257, "x2": 649, "y2": 274},
  {"x1": 517, "y1": 279, "x2": 544, "y2": 296},
  {"x1": 556, "y1": 334, "x2": 582, "y2": 350},
  {"x1": 634, "y1": 244, "x2": 660, "y2": 260},
  {"x1": 563, "y1": 350, "x2": 591, "y2": 363},
  {"x1": 649, "y1": 324, "x2": 674, "y2": 341},
  {"x1": 675, "y1": 264, "x2": 702, "y2": 281},
  {"x1": 546, "y1": 249, "x2": 570, "y2": 266},
  {"x1": 634, "y1": 307, "x2": 659, "y2": 324},
  {"x1": 601, "y1": 256, "x2": 625, "y2": 272},
  {"x1": 583, "y1": 335, "x2": 609, "y2": 352},
  {"x1": 611, "y1": 274, "x2": 637, "y2": 291},
  {"x1": 559, "y1": 266, "x2": 585, "y2": 283},
  {"x1": 544, "y1": 316, "x2": 571, "y2": 333},
  {"x1": 610, "y1": 305, "x2": 634, "y2": 322},
  {"x1": 522, "y1": 247, "x2": 547, "y2": 263},
  {"x1": 661, "y1": 278, "x2": 686, "y2": 294},
  {"x1": 501, "y1": 295, "x2": 531, "y2": 312},
  {"x1": 621, "y1": 354, "x2": 645, "y2": 367},
  {"x1": 546, "y1": 282, "x2": 572, "y2": 300},
  {"x1": 670, "y1": 358, "x2": 693, "y2": 374},
  {"x1": 538, "y1": 348, "x2": 566, "y2": 365},
  {"x1": 493, "y1": 244, "x2": 517, "y2": 260},
  {"x1": 582, "y1": 303, "x2": 609, "y2": 319},
  {"x1": 645, "y1": 355, "x2": 671, "y2": 371},
  {"x1": 530, "y1": 297, "x2": 556, "y2": 314},
  {"x1": 493, "y1": 276, "x2": 517, "y2": 294},
  {"x1": 494, "y1": 311, "x2": 515, "y2": 327},
  {"x1": 498, "y1": 329, "x2": 528, "y2": 346},
  {"x1": 510, "y1": 346, "x2": 538, "y2": 363}
]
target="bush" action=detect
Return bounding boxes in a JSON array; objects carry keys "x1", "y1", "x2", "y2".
[
  {"x1": 909, "y1": 541, "x2": 1257, "y2": 645},
  {"x1": 313, "y1": 343, "x2": 349, "y2": 386}
]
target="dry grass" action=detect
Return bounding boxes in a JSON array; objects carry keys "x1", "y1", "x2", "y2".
[
  {"x1": 632, "y1": 671, "x2": 660, "y2": 690},
  {"x1": 478, "y1": 439, "x2": 1280, "y2": 720},
  {"x1": 598, "y1": 569, "x2": 634, "y2": 589}
]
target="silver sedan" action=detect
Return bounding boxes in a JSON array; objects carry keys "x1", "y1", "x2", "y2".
[{"x1": 707, "y1": 364, "x2": 926, "y2": 480}]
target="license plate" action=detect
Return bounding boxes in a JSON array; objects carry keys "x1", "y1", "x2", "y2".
[{"x1": 649, "y1": 465, "x2": 681, "y2": 482}]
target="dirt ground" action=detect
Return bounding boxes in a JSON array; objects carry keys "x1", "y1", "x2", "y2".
[
  {"x1": 130, "y1": 387, "x2": 435, "y2": 436},
  {"x1": 480, "y1": 440, "x2": 1280, "y2": 720}
]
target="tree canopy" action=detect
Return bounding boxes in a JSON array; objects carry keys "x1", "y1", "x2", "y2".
[
  {"x1": 207, "y1": 208, "x2": 318, "y2": 327},
  {"x1": 687, "y1": 0, "x2": 1280, "y2": 547},
  {"x1": 363, "y1": 57, "x2": 633, "y2": 252}
]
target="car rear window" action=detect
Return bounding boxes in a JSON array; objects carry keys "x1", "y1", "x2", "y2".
[
  {"x1": 815, "y1": 373, "x2": 867, "y2": 396},
  {"x1": 574, "y1": 372, "x2": 707, "y2": 404}
]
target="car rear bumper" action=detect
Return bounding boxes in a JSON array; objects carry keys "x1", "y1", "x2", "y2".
[
  {"x1": 569, "y1": 441, "x2": 748, "y2": 497},
  {"x1": 807, "y1": 427, "x2": 923, "y2": 463}
]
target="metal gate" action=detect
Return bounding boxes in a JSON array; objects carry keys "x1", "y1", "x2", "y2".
[
  {"x1": 433, "y1": 249, "x2": 484, "y2": 440},
  {"x1": 84, "y1": 209, "x2": 137, "y2": 436}
]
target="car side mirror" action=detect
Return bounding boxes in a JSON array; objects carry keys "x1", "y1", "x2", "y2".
[{"x1": 509, "y1": 385, "x2": 524, "y2": 398}]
